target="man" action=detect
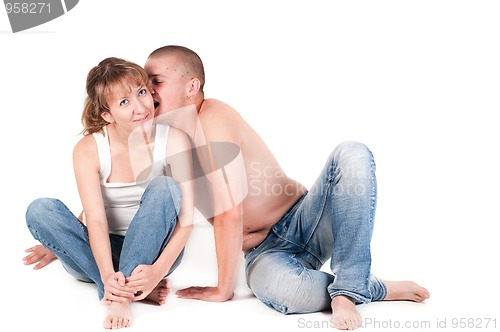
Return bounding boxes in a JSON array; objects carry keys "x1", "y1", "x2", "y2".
[
  {"x1": 145, "y1": 45, "x2": 430, "y2": 330},
  {"x1": 24, "y1": 45, "x2": 430, "y2": 330}
]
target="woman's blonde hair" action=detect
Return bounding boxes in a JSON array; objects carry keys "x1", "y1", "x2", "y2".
[{"x1": 81, "y1": 57, "x2": 149, "y2": 135}]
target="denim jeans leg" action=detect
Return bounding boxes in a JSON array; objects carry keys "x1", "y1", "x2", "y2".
[
  {"x1": 246, "y1": 249, "x2": 334, "y2": 314},
  {"x1": 246, "y1": 141, "x2": 386, "y2": 314},
  {"x1": 118, "y1": 176, "x2": 183, "y2": 278},
  {"x1": 25, "y1": 198, "x2": 104, "y2": 294},
  {"x1": 307, "y1": 141, "x2": 380, "y2": 303}
]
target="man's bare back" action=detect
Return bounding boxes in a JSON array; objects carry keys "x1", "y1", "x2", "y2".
[{"x1": 197, "y1": 98, "x2": 307, "y2": 251}]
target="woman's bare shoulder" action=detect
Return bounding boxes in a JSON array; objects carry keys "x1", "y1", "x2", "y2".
[{"x1": 73, "y1": 133, "x2": 98, "y2": 159}]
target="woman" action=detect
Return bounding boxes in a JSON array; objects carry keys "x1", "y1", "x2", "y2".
[{"x1": 25, "y1": 57, "x2": 194, "y2": 329}]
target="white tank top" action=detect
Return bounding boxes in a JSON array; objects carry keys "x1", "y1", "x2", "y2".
[{"x1": 91, "y1": 124, "x2": 170, "y2": 236}]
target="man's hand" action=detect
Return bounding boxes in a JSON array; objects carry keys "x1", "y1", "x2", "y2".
[
  {"x1": 22, "y1": 244, "x2": 57, "y2": 270},
  {"x1": 175, "y1": 286, "x2": 234, "y2": 302}
]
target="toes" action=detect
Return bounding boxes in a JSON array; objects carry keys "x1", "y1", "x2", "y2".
[
  {"x1": 103, "y1": 320, "x2": 112, "y2": 330},
  {"x1": 111, "y1": 316, "x2": 118, "y2": 329},
  {"x1": 334, "y1": 321, "x2": 348, "y2": 330}
]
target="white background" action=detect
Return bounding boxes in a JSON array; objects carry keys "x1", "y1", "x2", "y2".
[{"x1": 1, "y1": 1, "x2": 499, "y2": 331}]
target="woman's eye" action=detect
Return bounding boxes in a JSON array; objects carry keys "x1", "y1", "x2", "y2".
[
  {"x1": 139, "y1": 88, "x2": 147, "y2": 96},
  {"x1": 120, "y1": 99, "x2": 129, "y2": 107}
]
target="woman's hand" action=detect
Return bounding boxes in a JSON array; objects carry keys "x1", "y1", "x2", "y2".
[
  {"x1": 22, "y1": 244, "x2": 57, "y2": 270},
  {"x1": 125, "y1": 264, "x2": 163, "y2": 301},
  {"x1": 101, "y1": 271, "x2": 136, "y2": 305}
]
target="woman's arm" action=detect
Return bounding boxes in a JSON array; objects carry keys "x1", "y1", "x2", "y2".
[
  {"x1": 22, "y1": 244, "x2": 57, "y2": 269},
  {"x1": 155, "y1": 127, "x2": 194, "y2": 271},
  {"x1": 73, "y1": 136, "x2": 134, "y2": 302}
]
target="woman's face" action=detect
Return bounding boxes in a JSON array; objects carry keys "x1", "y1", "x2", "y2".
[{"x1": 104, "y1": 83, "x2": 155, "y2": 131}]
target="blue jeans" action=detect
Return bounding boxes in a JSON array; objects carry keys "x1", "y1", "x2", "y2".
[
  {"x1": 26, "y1": 176, "x2": 184, "y2": 300},
  {"x1": 244, "y1": 141, "x2": 387, "y2": 314}
]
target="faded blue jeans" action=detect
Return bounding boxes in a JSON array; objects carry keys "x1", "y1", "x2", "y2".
[
  {"x1": 245, "y1": 141, "x2": 387, "y2": 314},
  {"x1": 26, "y1": 176, "x2": 183, "y2": 300}
]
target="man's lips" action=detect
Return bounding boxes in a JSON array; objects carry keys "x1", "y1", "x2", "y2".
[{"x1": 154, "y1": 101, "x2": 159, "y2": 109}]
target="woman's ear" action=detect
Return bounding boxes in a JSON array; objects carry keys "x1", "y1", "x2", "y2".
[{"x1": 101, "y1": 111, "x2": 114, "y2": 123}]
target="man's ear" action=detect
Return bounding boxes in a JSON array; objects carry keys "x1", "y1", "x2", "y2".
[
  {"x1": 186, "y1": 78, "x2": 201, "y2": 99},
  {"x1": 101, "y1": 111, "x2": 114, "y2": 123}
]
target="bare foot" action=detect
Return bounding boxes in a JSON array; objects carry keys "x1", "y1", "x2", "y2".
[
  {"x1": 383, "y1": 280, "x2": 430, "y2": 302},
  {"x1": 143, "y1": 279, "x2": 171, "y2": 305},
  {"x1": 331, "y1": 295, "x2": 362, "y2": 330},
  {"x1": 103, "y1": 301, "x2": 133, "y2": 329}
]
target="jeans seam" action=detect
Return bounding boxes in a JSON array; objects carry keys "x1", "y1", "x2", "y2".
[
  {"x1": 27, "y1": 225, "x2": 68, "y2": 255},
  {"x1": 301, "y1": 180, "x2": 331, "y2": 264},
  {"x1": 369, "y1": 157, "x2": 376, "y2": 224}
]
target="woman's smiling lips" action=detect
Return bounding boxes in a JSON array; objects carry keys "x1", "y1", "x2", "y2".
[{"x1": 133, "y1": 113, "x2": 151, "y2": 123}]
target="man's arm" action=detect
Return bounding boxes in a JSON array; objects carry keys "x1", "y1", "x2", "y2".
[
  {"x1": 211, "y1": 202, "x2": 243, "y2": 300},
  {"x1": 176, "y1": 100, "x2": 246, "y2": 301}
]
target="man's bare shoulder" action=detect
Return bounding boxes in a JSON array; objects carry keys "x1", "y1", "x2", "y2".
[
  {"x1": 198, "y1": 98, "x2": 247, "y2": 142},
  {"x1": 199, "y1": 98, "x2": 243, "y2": 123}
]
